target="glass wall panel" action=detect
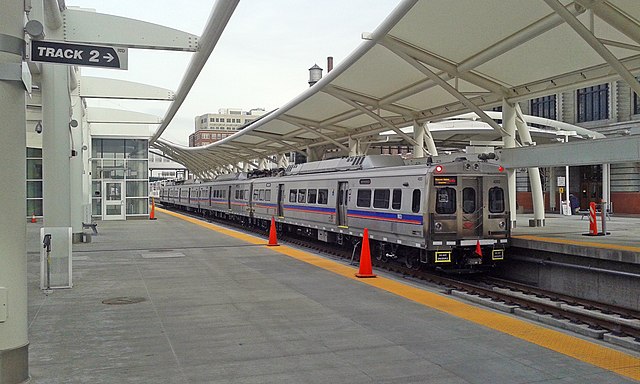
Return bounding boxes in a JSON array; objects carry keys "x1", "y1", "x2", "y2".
[
  {"x1": 92, "y1": 139, "x2": 102, "y2": 158},
  {"x1": 126, "y1": 181, "x2": 148, "y2": 197},
  {"x1": 27, "y1": 181, "x2": 42, "y2": 198},
  {"x1": 92, "y1": 159, "x2": 101, "y2": 179},
  {"x1": 92, "y1": 181, "x2": 101, "y2": 198},
  {"x1": 27, "y1": 147, "x2": 42, "y2": 157},
  {"x1": 125, "y1": 139, "x2": 148, "y2": 159},
  {"x1": 27, "y1": 199, "x2": 43, "y2": 216},
  {"x1": 127, "y1": 160, "x2": 148, "y2": 179},
  {"x1": 92, "y1": 199, "x2": 102, "y2": 216},
  {"x1": 126, "y1": 198, "x2": 148, "y2": 214},
  {"x1": 101, "y1": 139, "x2": 125, "y2": 159},
  {"x1": 27, "y1": 158, "x2": 42, "y2": 179}
]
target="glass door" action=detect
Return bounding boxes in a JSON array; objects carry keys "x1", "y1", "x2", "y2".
[{"x1": 103, "y1": 181, "x2": 126, "y2": 220}]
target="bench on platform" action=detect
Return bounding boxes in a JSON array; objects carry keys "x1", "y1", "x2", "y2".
[
  {"x1": 82, "y1": 222, "x2": 98, "y2": 235},
  {"x1": 578, "y1": 210, "x2": 611, "y2": 220}
]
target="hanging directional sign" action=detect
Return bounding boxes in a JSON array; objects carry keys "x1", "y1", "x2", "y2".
[{"x1": 30, "y1": 40, "x2": 128, "y2": 70}]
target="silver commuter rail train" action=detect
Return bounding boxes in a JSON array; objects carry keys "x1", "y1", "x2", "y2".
[{"x1": 158, "y1": 154, "x2": 510, "y2": 271}]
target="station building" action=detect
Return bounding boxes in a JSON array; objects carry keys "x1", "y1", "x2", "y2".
[
  {"x1": 188, "y1": 108, "x2": 266, "y2": 147},
  {"x1": 514, "y1": 80, "x2": 640, "y2": 214}
]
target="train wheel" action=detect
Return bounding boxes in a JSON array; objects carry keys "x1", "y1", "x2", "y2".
[{"x1": 404, "y1": 255, "x2": 419, "y2": 269}]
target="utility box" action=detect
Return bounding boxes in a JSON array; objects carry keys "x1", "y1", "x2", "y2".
[{"x1": 40, "y1": 227, "x2": 73, "y2": 290}]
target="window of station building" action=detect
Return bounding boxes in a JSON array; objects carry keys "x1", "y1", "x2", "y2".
[
  {"x1": 489, "y1": 187, "x2": 505, "y2": 213},
  {"x1": 298, "y1": 189, "x2": 307, "y2": 203},
  {"x1": 577, "y1": 83, "x2": 609, "y2": 122},
  {"x1": 289, "y1": 189, "x2": 297, "y2": 202},
  {"x1": 318, "y1": 189, "x2": 329, "y2": 205},
  {"x1": 435, "y1": 188, "x2": 455, "y2": 214},
  {"x1": 307, "y1": 189, "x2": 317, "y2": 204},
  {"x1": 392, "y1": 189, "x2": 402, "y2": 210},
  {"x1": 26, "y1": 148, "x2": 43, "y2": 216},
  {"x1": 373, "y1": 189, "x2": 390, "y2": 209},
  {"x1": 529, "y1": 95, "x2": 556, "y2": 120},
  {"x1": 357, "y1": 189, "x2": 372, "y2": 208}
]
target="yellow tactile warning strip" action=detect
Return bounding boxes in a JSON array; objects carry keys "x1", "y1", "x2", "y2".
[
  {"x1": 157, "y1": 208, "x2": 640, "y2": 380},
  {"x1": 513, "y1": 234, "x2": 640, "y2": 253}
]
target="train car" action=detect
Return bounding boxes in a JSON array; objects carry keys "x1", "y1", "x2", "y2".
[{"x1": 159, "y1": 154, "x2": 510, "y2": 271}]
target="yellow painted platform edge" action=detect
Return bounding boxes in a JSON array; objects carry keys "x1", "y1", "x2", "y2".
[{"x1": 157, "y1": 208, "x2": 640, "y2": 380}]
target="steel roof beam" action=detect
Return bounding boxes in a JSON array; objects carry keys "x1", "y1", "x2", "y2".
[
  {"x1": 325, "y1": 85, "x2": 416, "y2": 116},
  {"x1": 543, "y1": 0, "x2": 640, "y2": 100},
  {"x1": 280, "y1": 114, "x2": 351, "y2": 135},
  {"x1": 277, "y1": 116, "x2": 350, "y2": 152}
]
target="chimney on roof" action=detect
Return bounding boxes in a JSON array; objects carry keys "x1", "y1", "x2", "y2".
[
  {"x1": 327, "y1": 56, "x2": 333, "y2": 73},
  {"x1": 308, "y1": 63, "x2": 323, "y2": 87}
]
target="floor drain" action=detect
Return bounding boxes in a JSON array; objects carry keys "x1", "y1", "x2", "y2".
[{"x1": 102, "y1": 297, "x2": 146, "y2": 305}]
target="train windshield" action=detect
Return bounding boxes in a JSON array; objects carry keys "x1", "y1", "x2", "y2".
[
  {"x1": 489, "y1": 187, "x2": 505, "y2": 213},
  {"x1": 435, "y1": 188, "x2": 456, "y2": 214}
]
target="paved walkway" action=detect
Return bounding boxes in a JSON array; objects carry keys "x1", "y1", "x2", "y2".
[{"x1": 26, "y1": 212, "x2": 640, "y2": 383}]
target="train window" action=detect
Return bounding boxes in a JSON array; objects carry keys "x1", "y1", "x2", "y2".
[
  {"x1": 462, "y1": 188, "x2": 476, "y2": 214},
  {"x1": 308, "y1": 189, "x2": 317, "y2": 204},
  {"x1": 289, "y1": 189, "x2": 297, "y2": 203},
  {"x1": 318, "y1": 189, "x2": 328, "y2": 205},
  {"x1": 338, "y1": 189, "x2": 344, "y2": 206},
  {"x1": 298, "y1": 189, "x2": 307, "y2": 203},
  {"x1": 235, "y1": 190, "x2": 239, "y2": 199},
  {"x1": 253, "y1": 190, "x2": 259, "y2": 200},
  {"x1": 435, "y1": 188, "x2": 455, "y2": 214},
  {"x1": 259, "y1": 190, "x2": 264, "y2": 201},
  {"x1": 392, "y1": 189, "x2": 402, "y2": 210},
  {"x1": 373, "y1": 189, "x2": 390, "y2": 209},
  {"x1": 265, "y1": 190, "x2": 271, "y2": 201},
  {"x1": 245, "y1": 189, "x2": 250, "y2": 200},
  {"x1": 412, "y1": 189, "x2": 421, "y2": 213},
  {"x1": 357, "y1": 189, "x2": 372, "y2": 208},
  {"x1": 489, "y1": 187, "x2": 505, "y2": 213}
]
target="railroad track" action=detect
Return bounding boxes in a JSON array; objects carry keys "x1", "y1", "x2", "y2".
[{"x1": 172, "y1": 207, "x2": 640, "y2": 348}]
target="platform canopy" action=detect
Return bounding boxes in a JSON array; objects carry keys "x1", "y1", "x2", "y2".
[{"x1": 151, "y1": 0, "x2": 640, "y2": 178}]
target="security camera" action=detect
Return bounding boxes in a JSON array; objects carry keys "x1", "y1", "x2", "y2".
[{"x1": 35, "y1": 121, "x2": 42, "y2": 134}]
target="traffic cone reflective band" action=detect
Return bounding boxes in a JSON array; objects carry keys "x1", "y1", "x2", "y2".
[
  {"x1": 31, "y1": 212, "x2": 37, "y2": 223},
  {"x1": 356, "y1": 228, "x2": 376, "y2": 278},
  {"x1": 267, "y1": 217, "x2": 279, "y2": 246},
  {"x1": 149, "y1": 197, "x2": 157, "y2": 220},
  {"x1": 589, "y1": 202, "x2": 597, "y2": 235},
  {"x1": 475, "y1": 240, "x2": 482, "y2": 257}
]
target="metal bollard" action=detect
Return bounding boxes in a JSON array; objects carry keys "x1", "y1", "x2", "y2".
[{"x1": 43, "y1": 234, "x2": 52, "y2": 292}]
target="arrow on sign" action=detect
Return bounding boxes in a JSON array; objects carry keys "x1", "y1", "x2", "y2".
[{"x1": 103, "y1": 53, "x2": 114, "y2": 63}]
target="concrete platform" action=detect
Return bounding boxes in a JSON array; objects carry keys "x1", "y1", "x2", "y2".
[
  {"x1": 512, "y1": 213, "x2": 640, "y2": 264},
  {"x1": 26, "y1": 212, "x2": 640, "y2": 383}
]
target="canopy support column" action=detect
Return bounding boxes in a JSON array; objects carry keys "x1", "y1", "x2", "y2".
[
  {"x1": 515, "y1": 104, "x2": 545, "y2": 227},
  {"x1": 502, "y1": 100, "x2": 518, "y2": 229}
]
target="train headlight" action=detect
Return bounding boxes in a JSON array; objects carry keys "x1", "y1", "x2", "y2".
[
  {"x1": 498, "y1": 221, "x2": 506, "y2": 229},
  {"x1": 434, "y1": 222, "x2": 443, "y2": 231}
]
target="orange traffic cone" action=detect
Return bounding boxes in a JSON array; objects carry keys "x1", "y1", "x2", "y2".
[
  {"x1": 267, "y1": 217, "x2": 279, "y2": 246},
  {"x1": 355, "y1": 228, "x2": 376, "y2": 278},
  {"x1": 149, "y1": 197, "x2": 157, "y2": 220},
  {"x1": 31, "y1": 212, "x2": 37, "y2": 223},
  {"x1": 475, "y1": 240, "x2": 482, "y2": 257}
]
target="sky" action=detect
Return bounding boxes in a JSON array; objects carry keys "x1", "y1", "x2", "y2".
[{"x1": 68, "y1": 0, "x2": 403, "y2": 145}]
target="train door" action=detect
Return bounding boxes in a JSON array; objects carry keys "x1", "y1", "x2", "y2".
[
  {"x1": 459, "y1": 177, "x2": 482, "y2": 238},
  {"x1": 337, "y1": 181, "x2": 349, "y2": 227},
  {"x1": 227, "y1": 186, "x2": 232, "y2": 210},
  {"x1": 277, "y1": 184, "x2": 285, "y2": 217}
]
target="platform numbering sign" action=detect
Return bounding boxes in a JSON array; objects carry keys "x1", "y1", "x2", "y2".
[{"x1": 30, "y1": 40, "x2": 128, "y2": 70}]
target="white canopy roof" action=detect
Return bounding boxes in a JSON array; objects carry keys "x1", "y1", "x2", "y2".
[{"x1": 151, "y1": 0, "x2": 640, "y2": 177}]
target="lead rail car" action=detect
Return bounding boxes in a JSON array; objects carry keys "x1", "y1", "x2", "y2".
[{"x1": 159, "y1": 155, "x2": 510, "y2": 271}]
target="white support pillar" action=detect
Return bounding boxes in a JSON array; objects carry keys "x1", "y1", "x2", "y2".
[
  {"x1": 423, "y1": 122, "x2": 439, "y2": 157},
  {"x1": 413, "y1": 122, "x2": 425, "y2": 158},
  {"x1": 259, "y1": 158, "x2": 267, "y2": 170},
  {"x1": 515, "y1": 105, "x2": 545, "y2": 227},
  {"x1": 70, "y1": 68, "x2": 85, "y2": 241},
  {"x1": 277, "y1": 153, "x2": 289, "y2": 168},
  {"x1": 603, "y1": 163, "x2": 610, "y2": 212},
  {"x1": 348, "y1": 137, "x2": 360, "y2": 157},
  {"x1": 502, "y1": 100, "x2": 517, "y2": 228},
  {"x1": 0, "y1": 2, "x2": 29, "y2": 381}
]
